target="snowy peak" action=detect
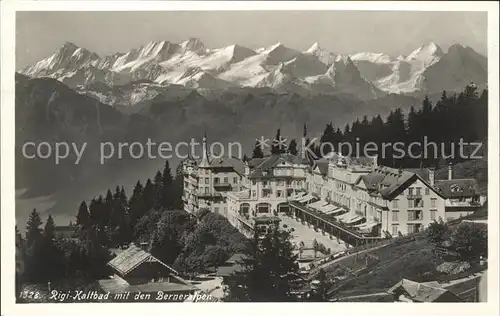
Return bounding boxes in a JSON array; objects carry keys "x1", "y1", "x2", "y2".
[
  {"x1": 406, "y1": 41, "x2": 444, "y2": 66},
  {"x1": 138, "y1": 40, "x2": 180, "y2": 60},
  {"x1": 23, "y1": 42, "x2": 100, "y2": 76},
  {"x1": 304, "y1": 42, "x2": 336, "y2": 67},
  {"x1": 262, "y1": 42, "x2": 300, "y2": 65},
  {"x1": 20, "y1": 38, "x2": 486, "y2": 99},
  {"x1": 180, "y1": 38, "x2": 207, "y2": 54},
  {"x1": 350, "y1": 52, "x2": 393, "y2": 64},
  {"x1": 305, "y1": 42, "x2": 321, "y2": 54},
  {"x1": 225, "y1": 44, "x2": 256, "y2": 63}
]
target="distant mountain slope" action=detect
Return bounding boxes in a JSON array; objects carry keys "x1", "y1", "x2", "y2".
[{"x1": 351, "y1": 42, "x2": 487, "y2": 95}]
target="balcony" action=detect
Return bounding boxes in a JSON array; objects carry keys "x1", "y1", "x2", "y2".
[
  {"x1": 445, "y1": 200, "x2": 482, "y2": 207},
  {"x1": 406, "y1": 193, "x2": 422, "y2": 199},
  {"x1": 213, "y1": 182, "x2": 232, "y2": 191},
  {"x1": 196, "y1": 191, "x2": 222, "y2": 198}
]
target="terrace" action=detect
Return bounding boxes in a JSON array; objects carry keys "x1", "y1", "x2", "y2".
[{"x1": 288, "y1": 199, "x2": 383, "y2": 247}]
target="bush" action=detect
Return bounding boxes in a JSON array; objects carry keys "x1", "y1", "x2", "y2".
[
  {"x1": 426, "y1": 218, "x2": 449, "y2": 244},
  {"x1": 449, "y1": 222, "x2": 487, "y2": 259}
]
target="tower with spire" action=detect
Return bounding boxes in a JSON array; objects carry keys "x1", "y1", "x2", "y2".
[{"x1": 199, "y1": 132, "x2": 211, "y2": 168}]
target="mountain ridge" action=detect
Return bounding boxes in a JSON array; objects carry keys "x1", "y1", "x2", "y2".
[{"x1": 21, "y1": 39, "x2": 487, "y2": 105}]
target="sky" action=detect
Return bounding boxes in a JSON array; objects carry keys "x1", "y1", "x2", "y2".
[{"x1": 16, "y1": 11, "x2": 487, "y2": 69}]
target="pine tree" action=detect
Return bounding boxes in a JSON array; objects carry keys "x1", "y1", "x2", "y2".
[
  {"x1": 142, "y1": 178, "x2": 155, "y2": 214},
  {"x1": 271, "y1": 128, "x2": 286, "y2": 154},
  {"x1": 43, "y1": 215, "x2": 56, "y2": 241},
  {"x1": 76, "y1": 201, "x2": 90, "y2": 228},
  {"x1": 162, "y1": 161, "x2": 174, "y2": 209},
  {"x1": 224, "y1": 228, "x2": 299, "y2": 302},
  {"x1": 153, "y1": 170, "x2": 164, "y2": 210},
  {"x1": 129, "y1": 180, "x2": 144, "y2": 226},
  {"x1": 288, "y1": 139, "x2": 298, "y2": 155},
  {"x1": 252, "y1": 140, "x2": 264, "y2": 158},
  {"x1": 26, "y1": 209, "x2": 43, "y2": 246}
]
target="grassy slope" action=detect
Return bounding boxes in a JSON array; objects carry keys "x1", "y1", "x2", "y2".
[{"x1": 329, "y1": 235, "x2": 444, "y2": 296}]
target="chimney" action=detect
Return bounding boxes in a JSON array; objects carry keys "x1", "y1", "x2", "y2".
[
  {"x1": 372, "y1": 155, "x2": 378, "y2": 168},
  {"x1": 428, "y1": 168, "x2": 435, "y2": 186},
  {"x1": 139, "y1": 242, "x2": 149, "y2": 251},
  {"x1": 448, "y1": 163, "x2": 453, "y2": 180}
]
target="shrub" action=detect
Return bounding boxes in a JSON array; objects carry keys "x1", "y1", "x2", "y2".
[{"x1": 426, "y1": 218, "x2": 449, "y2": 244}]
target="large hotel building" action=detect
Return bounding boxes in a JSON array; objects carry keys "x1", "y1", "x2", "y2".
[{"x1": 183, "y1": 137, "x2": 485, "y2": 245}]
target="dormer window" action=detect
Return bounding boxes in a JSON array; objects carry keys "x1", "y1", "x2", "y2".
[{"x1": 450, "y1": 184, "x2": 462, "y2": 193}]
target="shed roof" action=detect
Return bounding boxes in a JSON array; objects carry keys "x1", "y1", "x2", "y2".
[{"x1": 107, "y1": 244, "x2": 178, "y2": 276}]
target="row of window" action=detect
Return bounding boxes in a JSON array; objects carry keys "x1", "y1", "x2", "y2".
[
  {"x1": 200, "y1": 176, "x2": 239, "y2": 185},
  {"x1": 252, "y1": 179, "x2": 299, "y2": 187},
  {"x1": 391, "y1": 198, "x2": 437, "y2": 208},
  {"x1": 251, "y1": 189, "x2": 293, "y2": 198},
  {"x1": 391, "y1": 223, "x2": 424, "y2": 235},
  {"x1": 407, "y1": 187, "x2": 431, "y2": 196},
  {"x1": 391, "y1": 209, "x2": 438, "y2": 221}
]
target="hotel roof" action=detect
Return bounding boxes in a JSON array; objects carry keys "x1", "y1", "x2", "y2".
[
  {"x1": 434, "y1": 179, "x2": 481, "y2": 198},
  {"x1": 248, "y1": 153, "x2": 307, "y2": 178},
  {"x1": 356, "y1": 166, "x2": 444, "y2": 200}
]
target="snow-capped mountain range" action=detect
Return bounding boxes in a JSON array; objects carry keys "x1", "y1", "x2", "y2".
[{"x1": 20, "y1": 38, "x2": 487, "y2": 105}]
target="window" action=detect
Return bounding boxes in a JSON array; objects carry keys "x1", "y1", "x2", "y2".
[
  {"x1": 263, "y1": 181, "x2": 269, "y2": 187},
  {"x1": 204, "y1": 188, "x2": 209, "y2": 194},
  {"x1": 214, "y1": 207, "x2": 220, "y2": 213},
  {"x1": 408, "y1": 210, "x2": 423, "y2": 221},
  {"x1": 407, "y1": 224, "x2": 415, "y2": 234},
  {"x1": 408, "y1": 188, "x2": 414, "y2": 196},
  {"x1": 392, "y1": 224, "x2": 399, "y2": 236},
  {"x1": 392, "y1": 211, "x2": 399, "y2": 222},
  {"x1": 277, "y1": 190, "x2": 282, "y2": 198},
  {"x1": 252, "y1": 180, "x2": 256, "y2": 186},
  {"x1": 416, "y1": 188, "x2": 421, "y2": 196},
  {"x1": 425, "y1": 188, "x2": 430, "y2": 195},
  {"x1": 214, "y1": 178, "x2": 220, "y2": 184},
  {"x1": 233, "y1": 177, "x2": 238, "y2": 184},
  {"x1": 430, "y1": 210, "x2": 437, "y2": 220},
  {"x1": 392, "y1": 199, "x2": 399, "y2": 209},
  {"x1": 205, "y1": 178, "x2": 209, "y2": 184},
  {"x1": 224, "y1": 177, "x2": 228, "y2": 183},
  {"x1": 262, "y1": 190, "x2": 269, "y2": 198},
  {"x1": 252, "y1": 190, "x2": 256, "y2": 197},
  {"x1": 408, "y1": 199, "x2": 414, "y2": 208},
  {"x1": 286, "y1": 180, "x2": 292, "y2": 187},
  {"x1": 431, "y1": 198, "x2": 437, "y2": 208}
]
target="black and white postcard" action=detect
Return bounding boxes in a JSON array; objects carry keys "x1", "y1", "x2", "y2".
[{"x1": 1, "y1": 1, "x2": 499, "y2": 316}]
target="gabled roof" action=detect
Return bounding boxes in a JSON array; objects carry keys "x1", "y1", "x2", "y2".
[
  {"x1": 434, "y1": 179, "x2": 481, "y2": 198},
  {"x1": 248, "y1": 153, "x2": 307, "y2": 178},
  {"x1": 247, "y1": 157, "x2": 266, "y2": 169},
  {"x1": 209, "y1": 156, "x2": 246, "y2": 175},
  {"x1": 404, "y1": 168, "x2": 431, "y2": 182},
  {"x1": 355, "y1": 166, "x2": 444, "y2": 200},
  {"x1": 388, "y1": 279, "x2": 461, "y2": 302},
  {"x1": 312, "y1": 160, "x2": 329, "y2": 176},
  {"x1": 107, "y1": 244, "x2": 178, "y2": 277}
]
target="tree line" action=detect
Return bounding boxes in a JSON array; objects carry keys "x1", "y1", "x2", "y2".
[{"x1": 251, "y1": 85, "x2": 487, "y2": 169}]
